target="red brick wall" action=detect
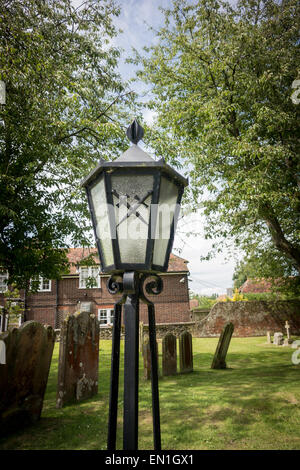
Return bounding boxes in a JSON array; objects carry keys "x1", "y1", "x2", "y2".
[
  {"x1": 196, "y1": 300, "x2": 300, "y2": 337},
  {"x1": 15, "y1": 273, "x2": 190, "y2": 328}
]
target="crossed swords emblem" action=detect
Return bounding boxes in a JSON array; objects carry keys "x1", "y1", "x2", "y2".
[{"x1": 112, "y1": 189, "x2": 153, "y2": 227}]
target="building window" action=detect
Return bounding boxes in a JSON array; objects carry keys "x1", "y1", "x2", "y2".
[
  {"x1": 0, "y1": 271, "x2": 8, "y2": 293},
  {"x1": 98, "y1": 308, "x2": 114, "y2": 327},
  {"x1": 79, "y1": 267, "x2": 101, "y2": 289},
  {"x1": 0, "y1": 308, "x2": 8, "y2": 331},
  {"x1": 39, "y1": 278, "x2": 51, "y2": 292},
  {"x1": 30, "y1": 276, "x2": 52, "y2": 292}
]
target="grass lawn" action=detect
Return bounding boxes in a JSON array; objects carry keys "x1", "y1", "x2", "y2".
[{"x1": 0, "y1": 336, "x2": 300, "y2": 450}]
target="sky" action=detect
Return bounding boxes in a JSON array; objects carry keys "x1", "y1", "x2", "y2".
[{"x1": 109, "y1": 0, "x2": 238, "y2": 296}]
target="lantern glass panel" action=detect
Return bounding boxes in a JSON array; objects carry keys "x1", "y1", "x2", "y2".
[
  {"x1": 153, "y1": 175, "x2": 179, "y2": 268},
  {"x1": 90, "y1": 177, "x2": 114, "y2": 267},
  {"x1": 111, "y1": 172, "x2": 154, "y2": 264}
]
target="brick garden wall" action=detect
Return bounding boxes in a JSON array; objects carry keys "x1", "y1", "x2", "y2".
[
  {"x1": 99, "y1": 321, "x2": 196, "y2": 340},
  {"x1": 55, "y1": 300, "x2": 300, "y2": 340},
  {"x1": 195, "y1": 300, "x2": 300, "y2": 337}
]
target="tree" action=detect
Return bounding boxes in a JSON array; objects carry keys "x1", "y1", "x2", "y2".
[
  {"x1": 0, "y1": 0, "x2": 134, "y2": 288},
  {"x1": 232, "y1": 253, "x2": 300, "y2": 297},
  {"x1": 2, "y1": 285, "x2": 25, "y2": 331},
  {"x1": 134, "y1": 0, "x2": 300, "y2": 276}
]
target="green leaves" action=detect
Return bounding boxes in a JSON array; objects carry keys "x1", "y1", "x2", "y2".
[
  {"x1": 136, "y1": 0, "x2": 300, "y2": 276},
  {"x1": 0, "y1": 0, "x2": 134, "y2": 287}
]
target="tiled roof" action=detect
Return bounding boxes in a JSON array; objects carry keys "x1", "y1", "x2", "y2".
[
  {"x1": 65, "y1": 247, "x2": 189, "y2": 275},
  {"x1": 239, "y1": 278, "x2": 273, "y2": 293},
  {"x1": 216, "y1": 294, "x2": 227, "y2": 301}
]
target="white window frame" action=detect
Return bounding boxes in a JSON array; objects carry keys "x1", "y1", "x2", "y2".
[
  {"x1": 0, "y1": 271, "x2": 8, "y2": 293},
  {"x1": 38, "y1": 277, "x2": 51, "y2": 292},
  {"x1": 98, "y1": 308, "x2": 114, "y2": 327},
  {"x1": 30, "y1": 276, "x2": 52, "y2": 292},
  {"x1": 79, "y1": 266, "x2": 101, "y2": 289}
]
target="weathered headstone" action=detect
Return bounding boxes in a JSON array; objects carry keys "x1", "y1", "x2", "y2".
[
  {"x1": 139, "y1": 322, "x2": 144, "y2": 353},
  {"x1": 273, "y1": 332, "x2": 284, "y2": 346},
  {"x1": 285, "y1": 321, "x2": 291, "y2": 343},
  {"x1": 142, "y1": 338, "x2": 159, "y2": 380},
  {"x1": 0, "y1": 321, "x2": 55, "y2": 435},
  {"x1": 179, "y1": 331, "x2": 193, "y2": 373},
  {"x1": 142, "y1": 341, "x2": 151, "y2": 380},
  {"x1": 162, "y1": 333, "x2": 177, "y2": 376},
  {"x1": 56, "y1": 311, "x2": 99, "y2": 408},
  {"x1": 266, "y1": 331, "x2": 272, "y2": 344},
  {"x1": 78, "y1": 301, "x2": 92, "y2": 313},
  {"x1": 211, "y1": 322, "x2": 234, "y2": 369}
]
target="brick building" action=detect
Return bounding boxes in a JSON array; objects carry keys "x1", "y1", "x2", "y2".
[
  {"x1": 0, "y1": 248, "x2": 191, "y2": 329},
  {"x1": 239, "y1": 278, "x2": 273, "y2": 294}
]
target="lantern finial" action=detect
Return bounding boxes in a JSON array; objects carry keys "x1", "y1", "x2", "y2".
[{"x1": 126, "y1": 119, "x2": 144, "y2": 144}]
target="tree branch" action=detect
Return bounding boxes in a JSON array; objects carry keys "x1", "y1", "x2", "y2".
[
  {"x1": 56, "y1": 91, "x2": 133, "y2": 143},
  {"x1": 259, "y1": 202, "x2": 300, "y2": 272}
]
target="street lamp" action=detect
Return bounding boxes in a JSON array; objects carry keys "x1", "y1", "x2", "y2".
[{"x1": 81, "y1": 119, "x2": 188, "y2": 450}]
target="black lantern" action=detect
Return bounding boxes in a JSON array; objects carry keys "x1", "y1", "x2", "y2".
[
  {"x1": 82, "y1": 120, "x2": 188, "y2": 451},
  {"x1": 81, "y1": 119, "x2": 187, "y2": 274}
]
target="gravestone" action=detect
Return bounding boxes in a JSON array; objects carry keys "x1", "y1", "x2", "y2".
[
  {"x1": 78, "y1": 302, "x2": 92, "y2": 313},
  {"x1": 273, "y1": 332, "x2": 284, "y2": 346},
  {"x1": 0, "y1": 321, "x2": 55, "y2": 436},
  {"x1": 266, "y1": 331, "x2": 272, "y2": 344},
  {"x1": 179, "y1": 331, "x2": 193, "y2": 373},
  {"x1": 139, "y1": 322, "x2": 144, "y2": 353},
  {"x1": 211, "y1": 322, "x2": 234, "y2": 369},
  {"x1": 284, "y1": 321, "x2": 292, "y2": 343},
  {"x1": 142, "y1": 338, "x2": 159, "y2": 380},
  {"x1": 56, "y1": 311, "x2": 99, "y2": 408},
  {"x1": 162, "y1": 333, "x2": 177, "y2": 376},
  {"x1": 142, "y1": 340, "x2": 151, "y2": 380}
]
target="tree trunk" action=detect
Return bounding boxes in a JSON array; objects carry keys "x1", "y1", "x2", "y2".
[{"x1": 259, "y1": 203, "x2": 300, "y2": 273}]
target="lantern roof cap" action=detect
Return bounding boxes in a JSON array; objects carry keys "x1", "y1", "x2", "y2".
[
  {"x1": 81, "y1": 119, "x2": 188, "y2": 188},
  {"x1": 115, "y1": 144, "x2": 155, "y2": 163}
]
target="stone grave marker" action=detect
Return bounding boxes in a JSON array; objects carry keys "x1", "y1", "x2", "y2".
[
  {"x1": 139, "y1": 322, "x2": 144, "y2": 353},
  {"x1": 56, "y1": 311, "x2": 99, "y2": 408},
  {"x1": 266, "y1": 331, "x2": 272, "y2": 344},
  {"x1": 285, "y1": 321, "x2": 291, "y2": 343},
  {"x1": 211, "y1": 322, "x2": 234, "y2": 369},
  {"x1": 179, "y1": 331, "x2": 193, "y2": 373},
  {"x1": 142, "y1": 340, "x2": 151, "y2": 380},
  {"x1": 273, "y1": 332, "x2": 284, "y2": 346},
  {"x1": 162, "y1": 333, "x2": 177, "y2": 376},
  {"x1": 142, "y1": 337, "x2": 159, "y2": 380},
  {"x1": 0, "y1": 321, "x2": 55, "y2": 435}
]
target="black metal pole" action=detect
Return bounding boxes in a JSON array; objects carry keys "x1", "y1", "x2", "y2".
[
  {"x1": 106, "y1": 272, "x2": 162, "y2": 451},
  {"x1": 148, "y1": 303, "x2": 161, "y2": 450},
  {"x1": 107, "y1": 301, "x2": 123, "y2": 450},
  {"x1": 123, "y1": 289, "x2": 140, "y2": 450}
]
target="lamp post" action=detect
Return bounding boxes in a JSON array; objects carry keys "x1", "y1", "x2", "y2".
[{"x1": 81, "y1": 119, "x2": 188, "y2": 450}]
